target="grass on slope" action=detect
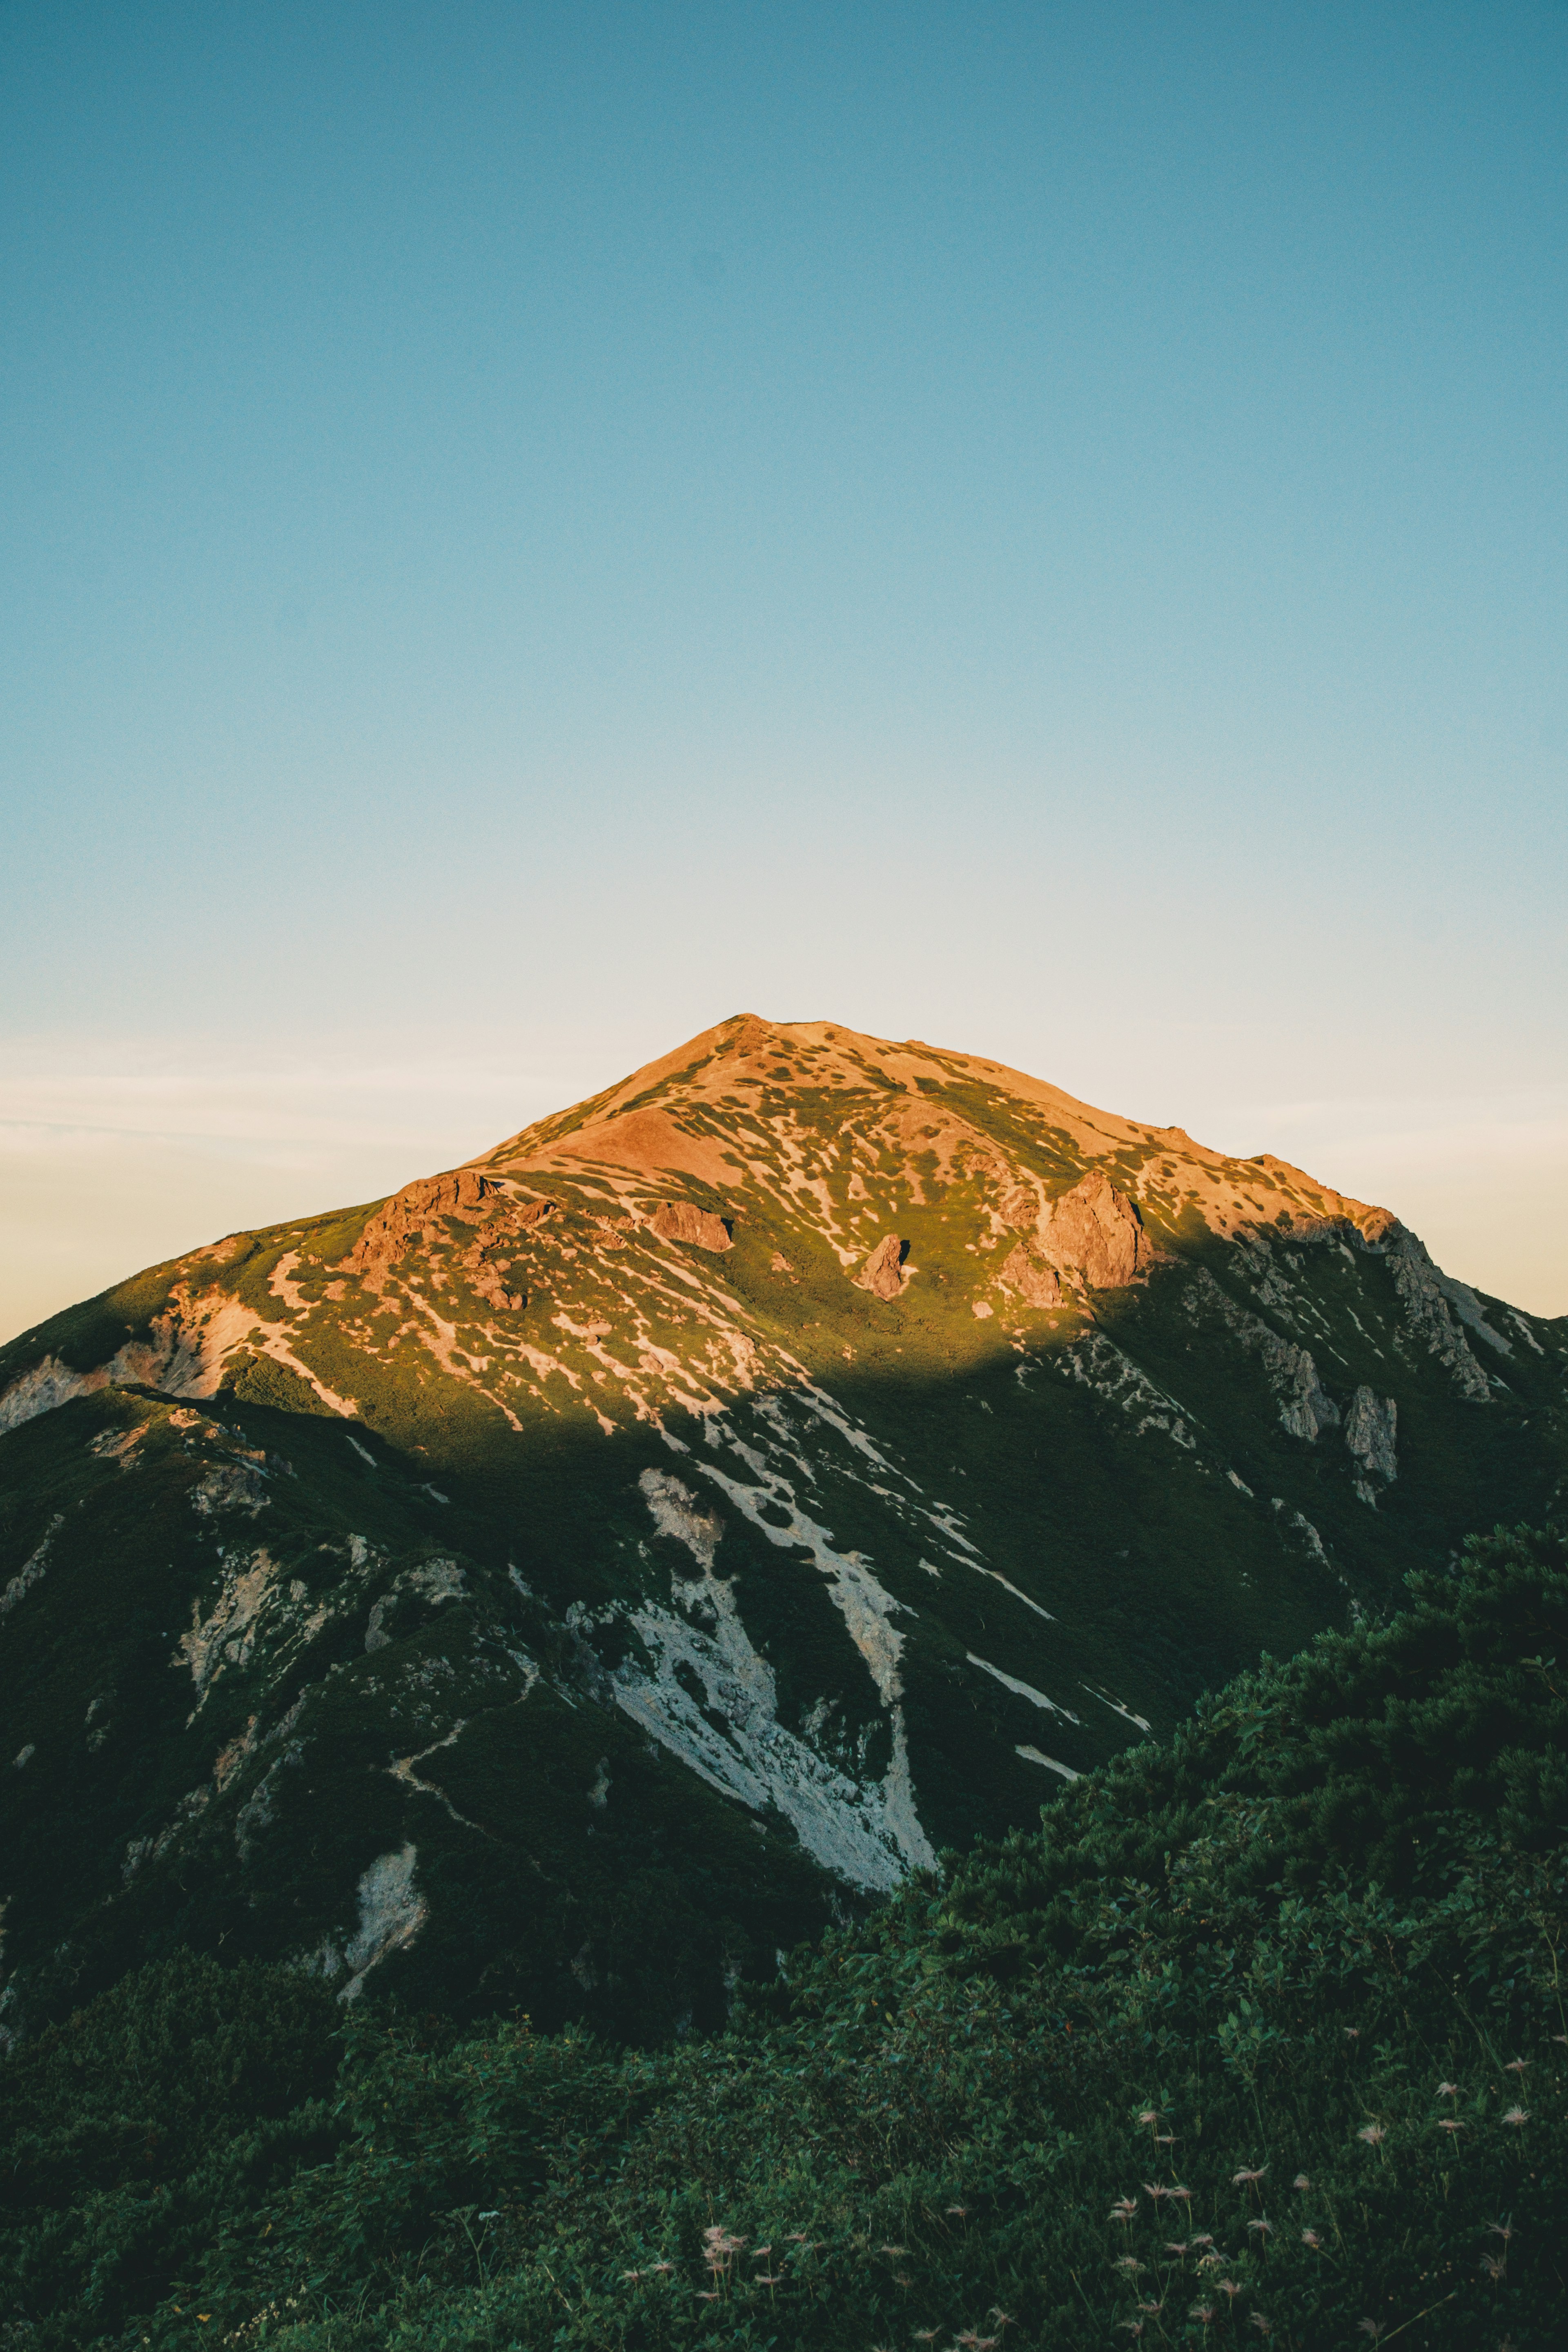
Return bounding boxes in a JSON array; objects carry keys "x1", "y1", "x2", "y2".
[{"x1": 3, "y1": 1523, "x2": 1565, "y2": 2350}]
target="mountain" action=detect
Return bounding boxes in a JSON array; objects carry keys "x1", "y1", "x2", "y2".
[{"x1": 1, "y1": 1014, "x2": 1563, "y2": 2042}]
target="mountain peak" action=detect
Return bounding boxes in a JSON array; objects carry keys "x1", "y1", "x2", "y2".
[
  {"x1": 477, "y1": 1011, "x2": 1392, "y2": 1262},
  {"x1": 0, "y1": 1015, "x2": 1557, "y2": 2040}
]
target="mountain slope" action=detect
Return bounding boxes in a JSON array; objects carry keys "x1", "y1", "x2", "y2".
[{"x1": 2, "y1": 1015, "x2": 1563, "y2": 2037}]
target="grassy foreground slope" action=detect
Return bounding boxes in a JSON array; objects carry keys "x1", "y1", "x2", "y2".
[{"x1": 4, "y1": 1523, "x2": 1564, "y2": 2350}]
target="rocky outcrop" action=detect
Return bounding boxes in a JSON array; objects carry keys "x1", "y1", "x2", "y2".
[
  {"x1": 1272, "y1": 1342, "x2": 1341, "y2": 1442},
  {"x1": 1036, "y1": 1171, "x2": 1152, "y2": 1290},
  {"x1": 998, "y1": 1183, "x2": 1039, "y2": 1230},
  {"x1": 649, "y1": 1200, "x2": 733, "y2": 1253},
  {"x1": 1378, "y1": 1226, "x2": 1492, "y2": 1402},
  {"x1": 341, "y1": 1171, "x2": 493, "y2": 1283},
  {"x1": 998, "y1": 1243, "x2": 1062, "y2": 1309},
  {"x1": 854, "y1": 1234, "x2": 906, "y2": 1301},
  {"x1": 339, "y1": 1844, "x2": 428, "y2": 2003},
  {"x1": 190, "y1": 1460, "x2": 270, "y2": 1519},
  {"x1": 0, "y1": 1355, "x2": 100, "y2": 1435},
  {"x1": 460, "y1": 1234, "x2": 525, "y2": 1312},
  {"x1": 0, "y1": 1514, "x2": 62, "y2": 1621},
  {"x1": 0, "y1": 1307, "x2": 234, "y2": 1436},
  {"x1": 1345, "y1": 1386, "x2": 1397, "y2": 1491},
  {"x1": 1188, "y1": 1269, "x2": 1339, "y2": 1441}
]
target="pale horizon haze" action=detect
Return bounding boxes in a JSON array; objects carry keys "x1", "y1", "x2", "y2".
[{"x1": 3, "y1": 3, "x2": 1565, "y2": 1339}]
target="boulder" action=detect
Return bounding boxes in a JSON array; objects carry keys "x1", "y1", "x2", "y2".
[
  {"x1": 1037, "y1": 1171, "x2": 1151, "y2": 1290},
  {"x1": 855, "y1": 1234, "x2": 906, "y2": 1300},
  {"x1": 649, "y1": 1200, "x2": 733, "y2": 1253}
]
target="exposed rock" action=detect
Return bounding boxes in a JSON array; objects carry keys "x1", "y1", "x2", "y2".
[
  {"x1": 1345, "y1": 1387, "x2": 1397, "y2": 1484},
  {"x1": 212, "y1": 1716, "x2": 257, "y2": 1791},
  {"x1": 1233, "y1": 1230, "x2": 1307, "y2": 1318},
  {"x1": 998, "y1": 1183, "x2": 1038, "y2": 1229},
  {"x1": 339, "y1": 1843, "x2": 428, "y2": 2002},
  {"x1": 191, "y1": 1460, "x2": 269, "y2": 1517},
  {"x1": 90, "y1": 1425, "x2": 146, "y2": 1467},
  {"x1": 0, "y1": 1514, "x2": 62, "y2": 1621},
  {"x1": 649, "y1": 1200, "x2": 733, "y2": 1253},
  {"x1": 1184, "y1": 1268, "x2": 1341, "y2": 1439},
  {"x1": 640, "y1": 1468, "x2": 724, "y2": 1571},
  {"x1": 998, "y1": 1243, "x2": 1062, "y2": 1309},
  {"x1": 854, "y1": 1233, "x2": 906, "y2": 1301},
  {"x1": 1377, "y1": 1226, "x2": 1492, "y2": 1402},
  {"x1": 1436, "y1": 1271, "x2": 1510, "y2": 1354},
  {"x1": 340, "y1": 1169, "x2": 494, "y2": 1283},
  {"x1": 1272, "y1": 1343, "x2": 1341, "y2": 1443},
  {"x1": 178, "y1": 1548, "x2": 285, "y2": 1708},
  {"x1": 1059, "y1": 1332, "x2": 1196, "y2": 1448},
  {"x1": 462, "y1": 1238, "x2": 525, "y2": 1312},
  {"x1": 1036, "y1": 1171, "x2": 1152, "y2": 1290},
  {"x1": 0, "y1": 1315, "x2": 220, "y2": 1433},
  {"x1": 0, "y1": 1357, "x2": 100, "y2": 1434}
]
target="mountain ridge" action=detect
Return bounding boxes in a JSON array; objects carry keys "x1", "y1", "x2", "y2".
[{"x1": 0, "y1": 1013, "x2": 1562, "y2": 2040}]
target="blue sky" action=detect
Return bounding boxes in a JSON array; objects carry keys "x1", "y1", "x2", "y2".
[{"x1": 2, "y1": 2, "x2": 1565, "y2": 1332}]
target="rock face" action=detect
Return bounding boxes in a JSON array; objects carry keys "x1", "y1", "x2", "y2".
[
  {"x1": 855, "y1": 1234, "x2": 906, "y2": 1300},
  {"x1": 1272, "y1": 1342, "x2": 1341, "y2": 1443},
  {"x1": 649, "y1": 1200, "x2": 733, "y2": 1253},
  {"x1": 1345, "y1": 1387, "x2": 1398, "y2": 1485},
  {"x1": 1381, "y1": 1226, "x2": 1494, "y2": 1402},
  {"x1": 1193, "y1": 1268, "x2": 1341, "y2": 1441},
  {"x1": 999, "y1": 1243, "x2": 1062, "y2": 1309},
  {"x1": 341, "y1": 1171, "x2": 492, "y2": 1283},
  {"x1": 1036, "y1": 1171, "x2": 1151, "y2": 1290}
]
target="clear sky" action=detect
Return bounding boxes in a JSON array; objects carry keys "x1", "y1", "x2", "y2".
[{"x1": 2, "y1": 1, "x2": 1565, "y2": 1340}]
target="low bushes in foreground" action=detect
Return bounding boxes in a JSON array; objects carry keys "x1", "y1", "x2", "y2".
[{"x1": 4, "y1": 1524, "x2": 1566, "y2": 2349}]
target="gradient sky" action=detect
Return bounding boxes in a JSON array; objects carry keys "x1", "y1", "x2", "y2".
[{"x1": 3, "y1": 1, "x2": 1565, "y2": 1341}]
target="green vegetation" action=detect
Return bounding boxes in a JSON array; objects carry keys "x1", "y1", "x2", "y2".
[
  {"x1": 0, "y1": 1953, "x2": 339, "y2": 2343},
  {"x1": 4, "y1": 1523, "x2": 1563, "y2": 2349}
]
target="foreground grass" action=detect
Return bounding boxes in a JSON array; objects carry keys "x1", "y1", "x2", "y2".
[{"x1": 3, "y1": 1525, "x2": 1565, "y2": 2350}]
